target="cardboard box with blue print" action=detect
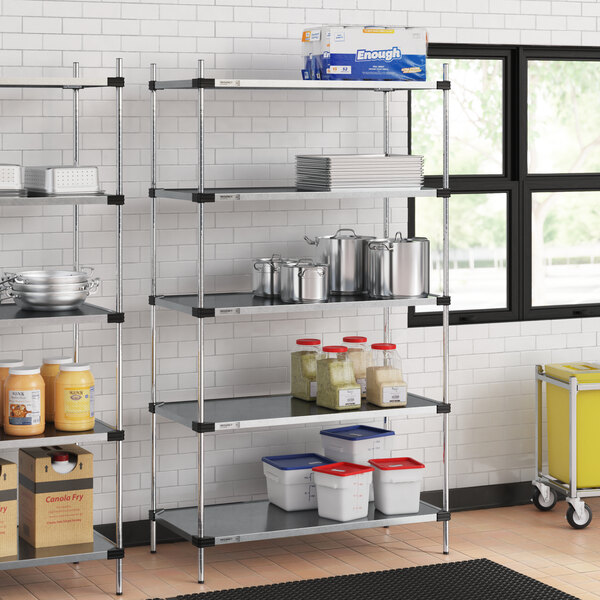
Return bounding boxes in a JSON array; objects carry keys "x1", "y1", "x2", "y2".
[
  {"x1": 304, "y1": 26, "x2": 427, "y2": 81},
  {"x1": 0, "y1": 459, "x2": 17, "y2": 558},
  {"x1": 19, "y1": 445, "x2": 93, "y2": 548}
]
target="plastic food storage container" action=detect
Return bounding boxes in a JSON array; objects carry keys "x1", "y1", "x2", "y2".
[
  {"x1": 320, "y1": 424, "x2": 395, "y2": 502},
  {"x1": 320, "y1": 425, "x2": 395, "y2": 463},
  {"x1": 369, "y1": 457, "x2": 425, "y2": 515},
  {"x1": 54, "y1": 363, "x2": 95, "y2": 432},
  {"x1": 312, "y1": 462, "x2": 374, "y2": 521},
  {"x1": 262, "y1": 453, "x2": 335, "y2": 511},
  {"x1": 4, "y1": 366, "x2": 45, "y2": 436},
  {"x1": 0, "y1": 360, "x2": 24, "y2": 425},
  {"x1": 343, "y1": 336, "x2": 370, "y2": 398},
  {"x1": 316, "y1": 346, "x2": 361, "y2": 411},
  {"x1": 366, "y1": 343, "x2": 407, "y2": 407},
  {"x1": 291, "y1": 339, "x2": 321, "y2": 401},
  {"x1": 41, "y1": 357, "x2": 72, "y2": 423}
]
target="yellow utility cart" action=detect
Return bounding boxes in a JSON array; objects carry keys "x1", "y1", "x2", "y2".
[{"x1": 533, "y1": 363, "x2": 600, "y2": 529}]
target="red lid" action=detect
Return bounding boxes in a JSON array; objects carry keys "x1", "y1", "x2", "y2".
[
  {"x1": 52, "y1": 452, "x2": 70, "y2": 462},
  {"x1": 312, "y1": 461, "x2": 374, "y2": 477},
  {"x1": 343, "y1": 336, "x2": 368, "y2": 344},
  {"x1": 296, "y1": 338, "x2": 321, "y2": 346},
  {"x1": 322, "y1": 345, "x2": 348, "y2": 353},
  {"x1": 371, "y1": 343, "x2": 396, "y2": 351},
  {"x1": 368, "y1": 457, "x2": 424, "y2": 471}
]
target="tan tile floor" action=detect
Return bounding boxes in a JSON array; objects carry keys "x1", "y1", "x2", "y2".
[{"x1": 3, "y1": 499, "x2": 600, "y2": 599}]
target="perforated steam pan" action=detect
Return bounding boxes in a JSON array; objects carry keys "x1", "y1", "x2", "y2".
[{"x1": 24, "y1": 166, "x2": 103, "y2": 196}]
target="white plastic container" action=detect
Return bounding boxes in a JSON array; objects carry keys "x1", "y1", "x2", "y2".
[
  {"x1": 321, "y1": 424, "x2": 395, "y2": 501},
  {"x1": 320, "y1": 425, "x2": 395, "y2": 463},
  {"x1": 369, "y1": 457, "x2": 425, "y2": 515},
  {"x1": 312, "y1": 462, "x2": 374, "y2": 522},
  {"x1": 262, "y1": 453, "x2": 334, "y2": 511}
]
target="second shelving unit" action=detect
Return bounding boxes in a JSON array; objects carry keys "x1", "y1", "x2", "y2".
[
  {"x1": 0, "y1": 62, "x2": 125, "y2": 595},
  {"x1": 148, "y1": 62, "x2": 451, "y2": 584}
]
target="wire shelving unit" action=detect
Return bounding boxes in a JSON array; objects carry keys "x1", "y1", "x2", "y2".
[
  {"x1": 148, "y1": 63, "x2": 451, "y2": 584},
  {"x1": 0, "y1": 61, "x2": 125, "y2": 595}
]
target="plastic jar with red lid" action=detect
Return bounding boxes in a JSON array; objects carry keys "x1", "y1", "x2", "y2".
[
  {"x1": 366, "y1": 343, "x2": 407, "y2": 407},
  {"x1": 316, "y1": 346, "x2": 361, "y2": 411},
  {"x1": 291, "y1": 339, "x2": 321, "y2": 401},
  {"x1": 342, "y1": 336, "x2": 371, "y2": 398}
]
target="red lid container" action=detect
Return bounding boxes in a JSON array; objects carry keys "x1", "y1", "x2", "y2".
[
  {"x1": 368, "y1": 457, "x2": 424, "y2": 471},
  {"x1": 312, "y1": 461, "x2": 374, "y2": 477},
  {"x1": 371, "y1": 343, "x2": 396, "y2": 351},
  {"x1": 322, "y1": 345, "x2": 348, "y2": 353},
  {"x1": 296, "y1": 338, "x2": 321, "y2": 346},
  {"x1": 343, "y1": 336, "x2": 367, "y2": 344}
]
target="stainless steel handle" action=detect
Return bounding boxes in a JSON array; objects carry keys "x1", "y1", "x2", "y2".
[
  {"x1": 394, "y1": 232, "x2": 404, "y2": 241},
  {"x1": 298, "y1": 266, "x2": 326, "y2": 279},
  {"x1": 81, "y1": 266, "x2": 95, "y2": 276},
  {"x1": 368, "y1": 241, "x2": 392, "y2": 251},
  {"x1": 304, "y1": 235, "x2": 317, "y2": 246},
  {"x1": 87, "y1": 277, "x2": 100, "y2": 295},
  {"x1": 333, "y1": 228, "x2": 357, "y2": 239}
]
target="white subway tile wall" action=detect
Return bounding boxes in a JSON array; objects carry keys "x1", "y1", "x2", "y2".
[{"x1": 0, "y1": 0, "x2": 598, "y2": 525}]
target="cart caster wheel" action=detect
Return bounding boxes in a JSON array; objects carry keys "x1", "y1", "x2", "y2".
[
  {"x1": 532, "y1": 487, "x2": 557, "y2": 511},
  {"x1": 566, "y1": 503, "x2": 592, "y2": 529}
]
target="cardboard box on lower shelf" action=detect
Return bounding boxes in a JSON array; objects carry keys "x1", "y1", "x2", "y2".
[
  {"x1": 0, "y1": 459, "x2": 17, "y2": 558},
  {"x1": 19, "y1": 445, "x2": 93, "y2": 548}
]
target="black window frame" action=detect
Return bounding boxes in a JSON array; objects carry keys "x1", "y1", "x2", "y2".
[{"x1": 409, "y1": 43, "x2": 600, "y2": 327}]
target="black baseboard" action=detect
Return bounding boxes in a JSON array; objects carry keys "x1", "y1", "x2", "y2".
[{"x1": 96, "y1": 481, "x2": 535, "y2": 548}]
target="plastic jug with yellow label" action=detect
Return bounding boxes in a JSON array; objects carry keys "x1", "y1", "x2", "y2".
[
  {"x1": 545, "y1": 362, "x2": 600, "y2": 488},
  {"x1": 54, "y1": 364, "x2": 95, "y2": 432}
]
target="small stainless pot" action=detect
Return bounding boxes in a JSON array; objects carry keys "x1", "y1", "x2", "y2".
[
  {"x1": 367, "y1": 232, "x2": 430, "y2": 298},
  {"x1": 252, "y1": 255, "x2": 287, "y2": 298},
  {"x1": 280, "y1": 260, "x2": 329, "y2": 303},
  {"x1": 304, "y1": 228, "x2": 375, "y2": 295}
]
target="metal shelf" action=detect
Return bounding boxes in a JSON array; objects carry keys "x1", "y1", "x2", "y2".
[
  {"x1": 0, "y1": 302, "x2": 120, "y2": 326},
  {"x1": 0, "y1": 531, "x2": 118, "y2": 570},
  {"x1": 0, "y1": 77, "x2": 119, "y2": 89},
  {"x1": 151, "y1": 78, "x2": 445, "y2": 92},
  {"x1": 0, "y1": 193, "x2": 121, "y2": 207},
  {"x1": 152, "y1": 292, "x2": 440, "y2": 318},
  {"x1": 157, "y1": 500, "x2": 444, "y2": 546},
  {"x1": 153, "y1": 392, "x2": 448, "y2": 432},
  {"x1": 0, "y1": 419, "x2": 121, "y2": 450},
  {"x1": 151, "y1": 186, "x2": 438, "y2": 203}
]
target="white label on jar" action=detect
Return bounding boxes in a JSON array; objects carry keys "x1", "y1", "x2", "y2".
[
  {"x1": 310, "y1": 381, "x2": 317, "y2": 397},
  {"x1": 338, "y1": 388, "x2": 361, "y2": 407},
  {"x1": 357, "y1": 378, "x2": 366, "y2": 395},
  {"x1": 8, "y1": 390, "x2": 41, "y2": 426},
  {"x1": 382, "y1": 386, "x2": 407, "y2": 404},
  {"x1": 219, "y1": 80, "x2": 240, "y2": 87}
]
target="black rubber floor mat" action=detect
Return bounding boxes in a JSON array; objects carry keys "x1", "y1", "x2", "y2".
[{"x1": 156, "y1": 558, "x2": 580, "y2": 600}]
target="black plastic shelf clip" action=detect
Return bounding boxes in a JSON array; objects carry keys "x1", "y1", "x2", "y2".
[
  {"x1": 108, "y1": 77, "x2": 125, "y2": 88},
  {"x1": 437, "y1": 511, "x2": 451, "y2": 522},
  {"x1": 436, "y1": 296, "x2": 451, "y2": 306},
  {"x1": 192, "y1": 422, "x2": 216, "y2": 434},
  {"x1": 436, "y1": 81, "x2": 451, "y2": 90},
  {"x1": 192, "y1": 536, "x2": 216, "y2": 548},
  {"x1": 436, "y1": 188, "x2": 451, "y2": 198},
  {"x1": 107, "y1": 194, "x2": 125, "y2": 205},
  {"x1": 107, "y1": 313, "x2": 125, "y2": 324},
  {"x1": 436, "y1": 403, "x2": 451, "y2": 414},
  {"x1": 191, "y1": 307, "x2": 216, "y2": 319},
  {"x1": 107, "y1": 429, "x2": 125, "y2": 442},
  {"x1": 107, "y1": 547, "x2": 125, "y2": 560}
]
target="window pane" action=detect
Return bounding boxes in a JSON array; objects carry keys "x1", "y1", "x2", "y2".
[
  {"x1": 528, "y1": 60, "x2": 600, "y2": 174},
  {"x1": 532, "y1": 191, "x2": 600, "y2": 306},
  {"x1": 411, "y1": 58, "x2": 503, "y2": 175},
  {"x1": 415, "y1": 193, "x2": 508, "y2": 312}
]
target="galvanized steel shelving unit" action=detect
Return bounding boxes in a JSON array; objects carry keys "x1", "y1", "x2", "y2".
[
  {"x1": 148, "y1": 61, "x2": 451, "y2": 584},
  {"x1": 0, "y1": 61, "x2": 125, "y2": 594}
]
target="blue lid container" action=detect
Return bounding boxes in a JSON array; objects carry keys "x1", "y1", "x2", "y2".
[
  {"x1": 261, "y1": 453, "x2": 334, "y2": 471},
  {"x1": 320, "y1": 425, "x2": 395, "y2": 441}
]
